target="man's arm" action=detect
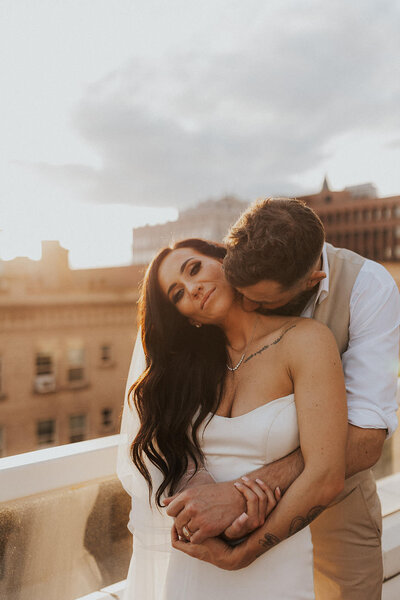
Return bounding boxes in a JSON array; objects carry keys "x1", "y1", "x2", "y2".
[
  {"x1": 165, "y1": 422, "x2": 386, "y2": 542},
  {"x1": 345, "y1": 425, "x2": 385, "y2": 477},
  {"x1": 247, "y1": 422, "x2": 386, "y2": 485}
]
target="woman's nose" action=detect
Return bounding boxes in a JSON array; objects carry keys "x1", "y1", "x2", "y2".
[{"x1": 189, "y1": 282, "x2": 202, "y2": 297}]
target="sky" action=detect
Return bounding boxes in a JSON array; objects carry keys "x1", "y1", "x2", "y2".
[{"x1": 1, "y1": 0, "x2": 399, "y2": 268}]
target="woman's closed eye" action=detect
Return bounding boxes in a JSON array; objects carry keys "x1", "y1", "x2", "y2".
[
  {"x1": 172, "y1": 262, "x2": 201, "y2": 304},
  {"x1": 189, "y1": 261, "x2": 201, "y2": 276},
  {"x1": 172, "y1": 288, "x2": 184, "y2": 304}
]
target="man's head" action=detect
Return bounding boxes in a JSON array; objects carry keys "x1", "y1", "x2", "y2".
[{"x1": 223, "y1": 197, "x2": 326, "y2": 314}]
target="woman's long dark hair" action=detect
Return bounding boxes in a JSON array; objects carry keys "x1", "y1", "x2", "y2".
[{"x1": 130, "y1": 239, "x2": 229, "y2": 506}]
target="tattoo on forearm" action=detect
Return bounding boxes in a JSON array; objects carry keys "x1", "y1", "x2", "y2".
[
  {"x1": 289, "y1": 505, "x2": 326, "y2": 536},
  {"x1": 258, "y1": 532, "x2": 281, "y2": 555},
  {"x1": 257, "y1": 505, "x2": 325, "y2": 556},
  {"x1": 244, "y1": 325, "x2": 296, "y2": 365}
]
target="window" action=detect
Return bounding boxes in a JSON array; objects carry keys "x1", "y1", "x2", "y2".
[
  {"x1": 69, "y1": 414, "x2": 86, "y2": 443},
  {"x1": 0, "y1": 357, "x2": 4, "y2": 398},
  {"x1": 36, "y1": 353, "x2": 54, "y2": 376},
  {"x1": 67, "y1": 347, "x2": 85, "y2": 384},
  {"x1": 362, "y1": 209, "x2": 371, "y2": 222},
  {"x1": 37, "y1": 419, "x2": 56, "y2": 446},
  {"x1": 101, "y1": 408, "x2": 113, "y2": 427},
  {"x1": 100, "y1": 344, "x2": 113, "y2": 366},
  {"x1": 0, "y1": 426, "x2": 4, "y2": 457},
  {"x1": 35, "y1": 353, "x2": 56, "y2": 393}
]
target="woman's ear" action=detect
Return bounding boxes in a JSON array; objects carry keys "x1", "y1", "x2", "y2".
[{"x1": 189, "y1": 319, "x2": 202, "y2": 328}]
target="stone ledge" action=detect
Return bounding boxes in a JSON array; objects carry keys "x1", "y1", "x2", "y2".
[{"x1": 78, "y1": 580, "x2": 125, "y2": 600}]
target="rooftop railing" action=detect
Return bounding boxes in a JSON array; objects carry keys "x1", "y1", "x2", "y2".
[{"x1": 1, "y1": 436, "x2": 400, "y2": 600}]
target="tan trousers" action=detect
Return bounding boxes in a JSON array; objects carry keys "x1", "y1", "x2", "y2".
[{"x1": 310, "y1": 470, "x2": 383, "y2": 600}]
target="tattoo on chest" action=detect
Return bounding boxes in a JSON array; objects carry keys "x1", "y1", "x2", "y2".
[{"x1": 244, "y1": 324, "x2": 297, "y2": 365}]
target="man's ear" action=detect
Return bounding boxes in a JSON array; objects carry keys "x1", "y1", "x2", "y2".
[{"x1": 306, "y1": 270, "x2": 326, "y2": 289}]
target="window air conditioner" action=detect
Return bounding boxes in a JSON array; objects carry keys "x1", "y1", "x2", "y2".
[{"x1": 35, "y1": 374, "x2": 56, "y2": 394}]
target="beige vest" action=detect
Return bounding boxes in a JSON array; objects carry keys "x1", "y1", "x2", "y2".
[
  {"x1": 309, "y1": 245, "x2": 383, "y2": 598},
  {"x1": 313, "y1": 243, "x2": 365, "y2": 354},
  {"x1": 310, "y1": 244, "x2": 376, "y2": 504}
]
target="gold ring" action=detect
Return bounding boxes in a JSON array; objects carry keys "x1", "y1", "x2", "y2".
[{"x1": 182, "y1": 525, "x2": 192, "y2": 538}]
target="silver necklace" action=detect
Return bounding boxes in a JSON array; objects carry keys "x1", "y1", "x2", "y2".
[{"x1": 227, "y1": 316, "x2": 259, "y2": 372}]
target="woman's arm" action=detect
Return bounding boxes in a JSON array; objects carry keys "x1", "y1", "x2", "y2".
[
  {"x1": 172, "y1": 320, "x2": 347, "y2": 569},
  {"x1": 242, "y1": 320, "x2": 347, "y2": 562}
]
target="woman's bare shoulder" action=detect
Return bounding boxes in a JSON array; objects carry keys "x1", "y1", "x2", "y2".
[
  {"x1": 256, "y1": 315, "x2": 337, "y2": 353},
  {"x1": 280, "y1": 317, "x2": 339, "y2": 357}
]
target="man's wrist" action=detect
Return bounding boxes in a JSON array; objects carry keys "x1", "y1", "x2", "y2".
[{"x1": 228, "y1": 479, "x2": 247, "y2": 513}]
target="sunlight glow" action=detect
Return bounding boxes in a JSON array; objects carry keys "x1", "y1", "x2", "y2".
[{"x1": 0, "y1": 200, "x2": 178, "y2": 269}]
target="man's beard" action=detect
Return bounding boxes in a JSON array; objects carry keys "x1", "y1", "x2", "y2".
[{"x1": 256, "y1": 287, "x2": 317, "y2": 317}]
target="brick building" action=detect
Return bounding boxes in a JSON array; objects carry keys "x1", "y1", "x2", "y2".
[
  {"x1": 0, "y1": 241, "x2": 143, "y2": 457},
  {"x1": 300, "y1": 178, "x2": 400, "y2": 262}
]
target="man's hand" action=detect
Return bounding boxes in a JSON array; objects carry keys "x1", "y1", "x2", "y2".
[
  {"x1": 171, "y1": 525, "x2": 252, "y2": 571},
  {"x1": 164, "y1": 480, "x2": 246, "y2": 543},
  {"x1": 164, "y1": 478, "x2": 280, "y2": 543}
]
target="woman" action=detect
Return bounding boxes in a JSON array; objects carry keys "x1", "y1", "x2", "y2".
[{"x1": 117, "y1": 238, "x2": 347, "y2": 599}]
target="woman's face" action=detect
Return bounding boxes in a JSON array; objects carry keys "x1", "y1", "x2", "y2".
[{"x1": 158, "y1": 247, "x2": 236, "y2": 324}]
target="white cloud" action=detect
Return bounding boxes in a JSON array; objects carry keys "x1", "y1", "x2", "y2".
[{"x1": 30, "y1": 0, "x2": 400, "y2": 207}]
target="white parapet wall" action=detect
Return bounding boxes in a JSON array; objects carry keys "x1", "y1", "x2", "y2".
[
  {"x1": 0, "y1": 435, "x2": 120, "y2": 503},
  {"x1": 1, "y1": 436, "x2": 400, "y2": 600}
]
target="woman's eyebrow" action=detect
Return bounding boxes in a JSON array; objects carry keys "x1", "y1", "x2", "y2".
[
  {"x1": 180, "y1": 257, "x2": 193, "y2": 274},
  {"x1": 167, "y1": 257, "x2": 194, "y2": 296}
]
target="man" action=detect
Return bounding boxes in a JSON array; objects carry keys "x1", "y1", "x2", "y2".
[{"x1": 165, "y1": 197, "x2": 400, "y2": 599}]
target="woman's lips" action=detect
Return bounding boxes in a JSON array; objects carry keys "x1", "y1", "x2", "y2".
[{"x1": 201, "y1": 287, "x2": 215, "y2": 310}]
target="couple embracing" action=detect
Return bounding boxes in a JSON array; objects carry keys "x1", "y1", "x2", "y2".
[{"x1": 117, "y1": 198, "x2": 400, "y2": 599}]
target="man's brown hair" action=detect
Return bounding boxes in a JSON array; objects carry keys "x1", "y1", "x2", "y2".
[{"x1": 224, "y1": 197, "x2": 325, "y2": 289}]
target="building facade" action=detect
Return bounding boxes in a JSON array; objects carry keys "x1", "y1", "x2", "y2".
[
  {"x1": 132, "y1": 196, "x2": 248, "y2": 264},
  {"x1": 0, "y1": 241, "x2": 143, "y2": 457},
  {"x1": 300, "y1": 178, "x2": 400, "y2": 262}
]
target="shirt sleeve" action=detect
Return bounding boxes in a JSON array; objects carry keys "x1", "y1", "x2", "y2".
[{"x1": 342, "y1": 262, "x2": 400, "y2": 438}]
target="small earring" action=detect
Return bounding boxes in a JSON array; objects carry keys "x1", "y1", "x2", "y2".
[{"x1": 192, "y1": 322, "x2": 202, "y2": 328}]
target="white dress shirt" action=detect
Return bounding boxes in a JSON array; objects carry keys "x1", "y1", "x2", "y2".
[{"x1": 302, "y1": 244, "x2": 400, "y2": 437}]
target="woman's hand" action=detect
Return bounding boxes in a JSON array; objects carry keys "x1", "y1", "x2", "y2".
[{"x1": 223, "y1": 477, "x2": 281, "y2": 541}]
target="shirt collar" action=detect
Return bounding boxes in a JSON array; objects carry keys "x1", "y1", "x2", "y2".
[{"x1": 308, "y1": 243, "x2": 329, "y2": 312}]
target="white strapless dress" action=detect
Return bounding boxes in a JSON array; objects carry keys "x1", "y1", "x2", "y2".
[{"x1": 123, "y1": 394, "x2": 315, "y2": 599}]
